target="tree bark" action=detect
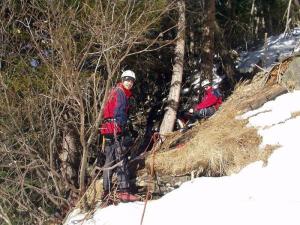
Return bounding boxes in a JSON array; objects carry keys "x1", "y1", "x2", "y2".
[
  {"x1": 159, "y1": 0, "x2": 185, "y2": 135},
  {"x1": 202, "y1": 0, "x2": 215, "y2": 82},
  {"x1": 60, "y1": 125, "x2": 79, "y2": 189}
]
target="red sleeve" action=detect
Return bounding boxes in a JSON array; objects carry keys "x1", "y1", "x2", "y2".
[{"x1": 195, "y1": 91, "x2": 218, "y2": 110}]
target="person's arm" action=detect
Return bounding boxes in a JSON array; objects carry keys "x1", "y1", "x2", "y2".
[{"x1": 114, "y1": 88, "x2": 127, "y2": 128}]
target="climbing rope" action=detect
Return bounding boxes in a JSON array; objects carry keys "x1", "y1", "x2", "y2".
[{"x1": 140, "y1": 132, "x2": 162, "y2": 225}]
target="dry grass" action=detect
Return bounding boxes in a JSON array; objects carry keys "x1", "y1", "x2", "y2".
[
  {"x1": 148, "y1": 107, "x2": 262, "y2": 176},
  {"x1": 291, "y1": 111, "x2": 300, "y2": 118},
  {"x1": 145, "y1": 74, "x2": 284, "y2": 177}
]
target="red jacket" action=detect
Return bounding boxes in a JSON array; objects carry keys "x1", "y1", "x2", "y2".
[
  {"x1": 195, "y1": 86, "x2": 222, "y2": 111},
  {"x1": 100, "y1": 83, "x2": 132, "y2": 135}
]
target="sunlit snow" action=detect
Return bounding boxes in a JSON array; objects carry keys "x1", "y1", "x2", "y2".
[{"x1": 237, "y1": 27, "x2": 300, "y2": 73}]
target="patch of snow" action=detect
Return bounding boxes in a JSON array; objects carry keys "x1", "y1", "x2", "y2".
[
  {"x1": 30, "y1": 59, "x2": 39, "y2": 68},
  {"x1": 239, "y1": 91, "x2": 300, "y2": 129},
  {"x1": 237, "y1": 28, "x2": 300, "y2": 73},
  {"x1": 181, "y1": 87, "x2": 190, "y2": 94}
]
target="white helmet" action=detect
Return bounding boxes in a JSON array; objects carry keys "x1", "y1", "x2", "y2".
[
  {"x1": 121, "y1": 70, "x2": 136, "y2": 80},
  {"x1": 201, "y1": 79, "x2": 211, "y2": 87}
]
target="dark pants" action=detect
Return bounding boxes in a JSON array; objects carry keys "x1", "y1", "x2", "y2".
[
  {"x1": 187, "y1": 106, "x2": 216, "y2": 124},
  {"x1": 193, "y1": 106, "x2": 216, "y2": 120},
  {"x1": 103, "y1": 137, "x2": 130, "y2": 192}
]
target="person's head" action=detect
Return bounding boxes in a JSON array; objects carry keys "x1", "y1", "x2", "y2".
[
  {"x1": 201, "y1": 79, "x2": 212, "y2": 90},
  {"x1": 121, "y1": 70, "x2": 136, "y2": 90}
]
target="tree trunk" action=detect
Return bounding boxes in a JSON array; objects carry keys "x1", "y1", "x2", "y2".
[
  {"x1": 159, "y1": 0, "x2": 185, "y2": 135},
  {"x1": 262, "y1": 1, "x2": 273, "y2": 34},
  {"x1": 202, "y1": 0, "x2": 215, "y2": 82},
  {"x1": 188, "y1": 27, "x2": 195, "y2": 68},
  {"x1": 284, "y1": 0, "x2": 293, "y2": 35},
  {"x1": 60, "y1": 125, "x2": 79, "y2": 190},
  {"x1": 250, "y1": 0, "x2": 256, "y2": 42}
]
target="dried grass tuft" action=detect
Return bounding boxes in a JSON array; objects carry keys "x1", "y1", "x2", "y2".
[{"x1": 291, "y1": 111, "x2": 300, "y2": 118}]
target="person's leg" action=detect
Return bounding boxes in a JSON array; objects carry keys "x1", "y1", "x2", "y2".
[
  {"x1": 102, "y1": 142, "x2": 116, "y2": 195},
  {"x1": 181, "y1": 107, "x2": 216, "y2": 132},
  {"x1": 115, "y1": 140, "x2": 140, "y2": 202},
  {"x1": 193, "y1": 109, "x2": 206, "y2": 120},
  {"x1": 115, "y1": 141, "x2": 130, "y2": 191},
  {"x1": 193, "y1": 106, "x2": 216, "y2": 120},
  {"x1": 204, "y1": 106, "x2": 216, "y2": 118}
]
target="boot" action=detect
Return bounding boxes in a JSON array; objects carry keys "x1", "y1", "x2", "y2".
[{"x1": 116, "y1": 191, "x2": 140, "y2": 202}]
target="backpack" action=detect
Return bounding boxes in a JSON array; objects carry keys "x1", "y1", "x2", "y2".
[{"x1": 212, "y1": 88, "x2": 223, "y2": 99}]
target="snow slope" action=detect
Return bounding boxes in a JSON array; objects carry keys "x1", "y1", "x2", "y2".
[{"x1": 236, "y1": 28, "x2": 300, "y2": 73}]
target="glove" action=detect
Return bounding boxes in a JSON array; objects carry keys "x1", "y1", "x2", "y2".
[{"x1": 188, "y1": 108, "x2": 194, "y2": 114}]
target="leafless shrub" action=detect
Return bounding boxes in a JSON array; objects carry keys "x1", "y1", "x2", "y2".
[{"x1": 0, "y1": 0, "x2": 176, "y2": 223}]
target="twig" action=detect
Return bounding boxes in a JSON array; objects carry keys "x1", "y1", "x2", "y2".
[
  {"x1": 140, "y1": 133, "x2": 161, "y2": 225},
  {"x1": 0, "y1": 205, "x2": 12, "y2": 225},
  {"x1": 254, "y1": 63, "x2": 268, "y2": 73},
  {"x1": 283, "y1": 0, "x2": 293, "y2": 36}
]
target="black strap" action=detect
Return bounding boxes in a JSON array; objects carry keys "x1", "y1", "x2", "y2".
[
  {"x1": 104, "y1": 134, "x2": 122, "y2": 144},
  {"x1": 103, "y1": 118, "x2": 116, "y2": 123}
]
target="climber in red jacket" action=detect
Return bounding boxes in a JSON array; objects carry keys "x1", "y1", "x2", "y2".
[
  {"x1": 180, "y1": 79, "x2": 223, "y2": 131},
  {"x1": 191, "y1": 79, "x2": 223, "y2": 119},
  {"x1": 100, "y1": 70, "x2": 140, "y2": 203}
]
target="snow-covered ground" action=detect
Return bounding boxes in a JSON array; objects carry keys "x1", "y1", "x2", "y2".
[
  {"x1": 236, "y1": 27, "x2": 300, "y2": 73},
  {"x1": 65, "y1": 90, "x2": 300, "y2": 225}
]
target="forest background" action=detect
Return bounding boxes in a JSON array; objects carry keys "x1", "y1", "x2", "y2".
[{"x1": 0, "y1": 0, "x2": 299, "y2": 224}]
